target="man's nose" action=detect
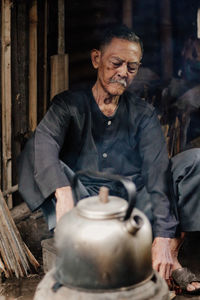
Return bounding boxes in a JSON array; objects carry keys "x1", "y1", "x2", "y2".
[{"x1": 118, "y1": 63, "x2": 128, "y2": 77}]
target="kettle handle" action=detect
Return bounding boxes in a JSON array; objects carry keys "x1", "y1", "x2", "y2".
[{"x1": 71, "y1": 170, "x2": 136, "y2": 221}]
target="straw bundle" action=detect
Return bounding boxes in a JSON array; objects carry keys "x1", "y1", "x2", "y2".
[{"x1": 0, "y1": 190, "x2": 39, "y2": 279}]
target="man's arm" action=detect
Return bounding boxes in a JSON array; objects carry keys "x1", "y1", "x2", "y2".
[
  {"x1": 55, "y1": 186, "x2": 74, "y2": 222},
  {"x1": 18, "y1": 93, "x2": 72, "y2": 212},
  {"x1": 152, "y1": 237, "x2": 173, "y2": 280},
  {"x1": 34, "y1": 94, "x2": 71, "y2": 200},
  {"x1": 137, "y1": 107, "x2": 179, "y2": 279}
]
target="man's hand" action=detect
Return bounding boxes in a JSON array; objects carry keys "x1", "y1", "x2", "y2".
[
  {"x1": 55, "y1": 186, "x2": 74, "y2": 223},
  {"x1": 152, "y1": 237, "x2": 173, "y2": 280}
]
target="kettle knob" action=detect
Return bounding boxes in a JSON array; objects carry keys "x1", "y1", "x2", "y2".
[{"x1": 99, "y1": 187, "x2": 109, "y2": 203}]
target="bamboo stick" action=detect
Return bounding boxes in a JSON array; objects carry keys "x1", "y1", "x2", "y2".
[
  {"x1": 0, "y1": 232, "x2": 14, "y2": 277},
  {"x1": 3, "y1": 184, "x2": 18, "y2": 197},
  {"x1": 29, "y1": 0, "x2": 38, "y2": 132},
  {"x1": 1, "y1": 0, "x2": 12, "y2": 208},
  {"x1": 0, "y1": 256, "x2": 9, "y2": 278},
  {"x1": 24, "y1": 243, "x2": 40, "y2": 270}
]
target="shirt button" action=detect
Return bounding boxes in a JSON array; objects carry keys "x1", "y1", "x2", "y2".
[
  {"x1": 108, "y1": 120, "x2": 112, "y2": 126},
  {"x1": 102, "y1": 153, "x2": 107, "y2": 158}
]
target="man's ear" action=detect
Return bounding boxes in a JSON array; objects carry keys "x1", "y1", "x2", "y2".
[{"x1": 91, "y1": 49, "x2": 101, "y2": 69}]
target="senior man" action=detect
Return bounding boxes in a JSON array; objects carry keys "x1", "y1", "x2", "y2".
[{"x1": 18, "y1": 25, "x2": 200, "y2": 294}]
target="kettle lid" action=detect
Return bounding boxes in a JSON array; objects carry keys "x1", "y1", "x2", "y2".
[{"x1": 77, "y1": 187, "x2": 128, "y2": 220}]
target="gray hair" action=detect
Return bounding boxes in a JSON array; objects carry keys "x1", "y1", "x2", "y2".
[{"x1": 99, "y1": 24, "x2": 143, "y2": 56}]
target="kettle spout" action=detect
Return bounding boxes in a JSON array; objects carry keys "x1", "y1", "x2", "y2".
[{"x1": 125, "y1": 215, "x2": 143, "y2": 234}]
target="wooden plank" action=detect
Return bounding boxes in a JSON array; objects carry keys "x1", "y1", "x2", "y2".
[
  {"x1": 123, "y1": 0, "x2": 133, "y2": 28},
  {"x1": 50, "y1": 0, "x2": 68, "y2": 99},
  {"x1": 50, "y1": 54, "x2": 69, "y2": 99},
  {"x1": 29, "y1": 0, "x2": 38, "y2": 132},
  {"x1": 1, "y1": 0, "x2": 12, "y2": 208},
  {"x1": 58, "y1": 0, "x2": 65, "y2": 54}
]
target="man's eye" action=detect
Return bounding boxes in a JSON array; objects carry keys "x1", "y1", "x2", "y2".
[
  {"x1": 128, "y1": 67, "x2": 138, "y2": 73},
  {"x1": 112, "y1": 62, "x2": 121, "y2": 67}
]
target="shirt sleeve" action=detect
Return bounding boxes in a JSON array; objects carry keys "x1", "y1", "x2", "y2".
[
  {"x1": 33, "y1": 94, "x2": 71, "y2": 199},
  {"x1": 138, "y1": 108, "x2": 179, "y2": 238}
]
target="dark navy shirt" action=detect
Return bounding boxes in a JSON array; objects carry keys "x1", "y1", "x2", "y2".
[{"x1": 20, "y1": 88, "x2": 178, "y2": 237}]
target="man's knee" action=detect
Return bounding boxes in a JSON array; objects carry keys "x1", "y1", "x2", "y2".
[{"x1": 171, "y1": 148, "x2": 200, "y2": 177}]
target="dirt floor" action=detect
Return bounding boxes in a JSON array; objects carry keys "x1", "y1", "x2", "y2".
[
  {"x1": 0, "y1": 274, "x2": 42, "y2": 300},
  {"x1": 0, "y1": 232, "x2": 200, "y2": 299}
]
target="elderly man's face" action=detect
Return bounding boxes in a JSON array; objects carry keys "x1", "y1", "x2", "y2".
[{"x1": 92, "y1": 38, "x2": 142, "y2": 96}]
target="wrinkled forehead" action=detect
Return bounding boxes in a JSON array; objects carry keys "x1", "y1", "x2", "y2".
[{"x1": 101, "y1": 38, "x2": 142, "y2": 61}]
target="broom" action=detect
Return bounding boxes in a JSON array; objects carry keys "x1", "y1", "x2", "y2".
[{"x1": 0, "y1": 188, "x2": 39, "y2": 279}]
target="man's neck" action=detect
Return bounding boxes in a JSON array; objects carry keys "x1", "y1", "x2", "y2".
[{"x1": 92, "y1": 83, "x2": 120, "y2": 117}]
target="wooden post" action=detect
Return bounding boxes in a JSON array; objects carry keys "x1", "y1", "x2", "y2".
[
  {"x1": 58, "y1": 0, "x2": 65, "y2": 54},
  {"x1": 123, "y1": 0, "x2": 133, "y2": 28},
  {"x1": 29, "y1": 0, "x2": 38, "y2": 132},
  {"x1": 50, "y1": 0, "x2": 69, "y2": 99},
  {"x1": 160, "y1": 0, "x2": 173, "y2": 80},
  {"x1": 12, "y1": 0, "x2": 29, "y2": 189},
  {"x1": 43, "y1": 0, "x2": 48, "y2": 115},
  {"x1": 197, "y1": 8, "x2": 200, "y2": 38},
  {"x1": 1, "y1": 0, "x2": 12, "y2": 208}
]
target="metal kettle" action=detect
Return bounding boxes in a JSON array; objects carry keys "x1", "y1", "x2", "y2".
[{"x1": 54, "y1": 172, "x2": 153, "y2": 291}]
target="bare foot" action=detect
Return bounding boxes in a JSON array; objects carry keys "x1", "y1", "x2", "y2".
[{"x1": 170, "y1": 234, "x2": 200, "y2": 293}]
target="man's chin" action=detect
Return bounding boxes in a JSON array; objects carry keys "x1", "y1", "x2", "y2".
[{"x1": 108, "y1": 86, "x2": 126, "y2": 96}]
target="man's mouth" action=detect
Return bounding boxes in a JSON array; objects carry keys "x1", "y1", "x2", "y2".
[{"x1": 109, "y1": 79, "x2": 127, "y2": 88}]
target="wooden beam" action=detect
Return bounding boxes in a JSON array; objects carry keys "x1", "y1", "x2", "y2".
[
  {"x1": 123, "y1": 0, "x2": 133, "y2": 28},
  {"x1": 1, "y1": 0, "x2": 12, "y2": 208},
  {"x1": 29, "y1": 0, "x2": 38, "y2": 132}
]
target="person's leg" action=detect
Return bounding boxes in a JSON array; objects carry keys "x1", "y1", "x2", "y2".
[
  {"x1": 170, "y1": 148, "x2": 200, "y2": 292},
  {"x1": 171, "y1": 148, "x2": 200, "y2": 231}
]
